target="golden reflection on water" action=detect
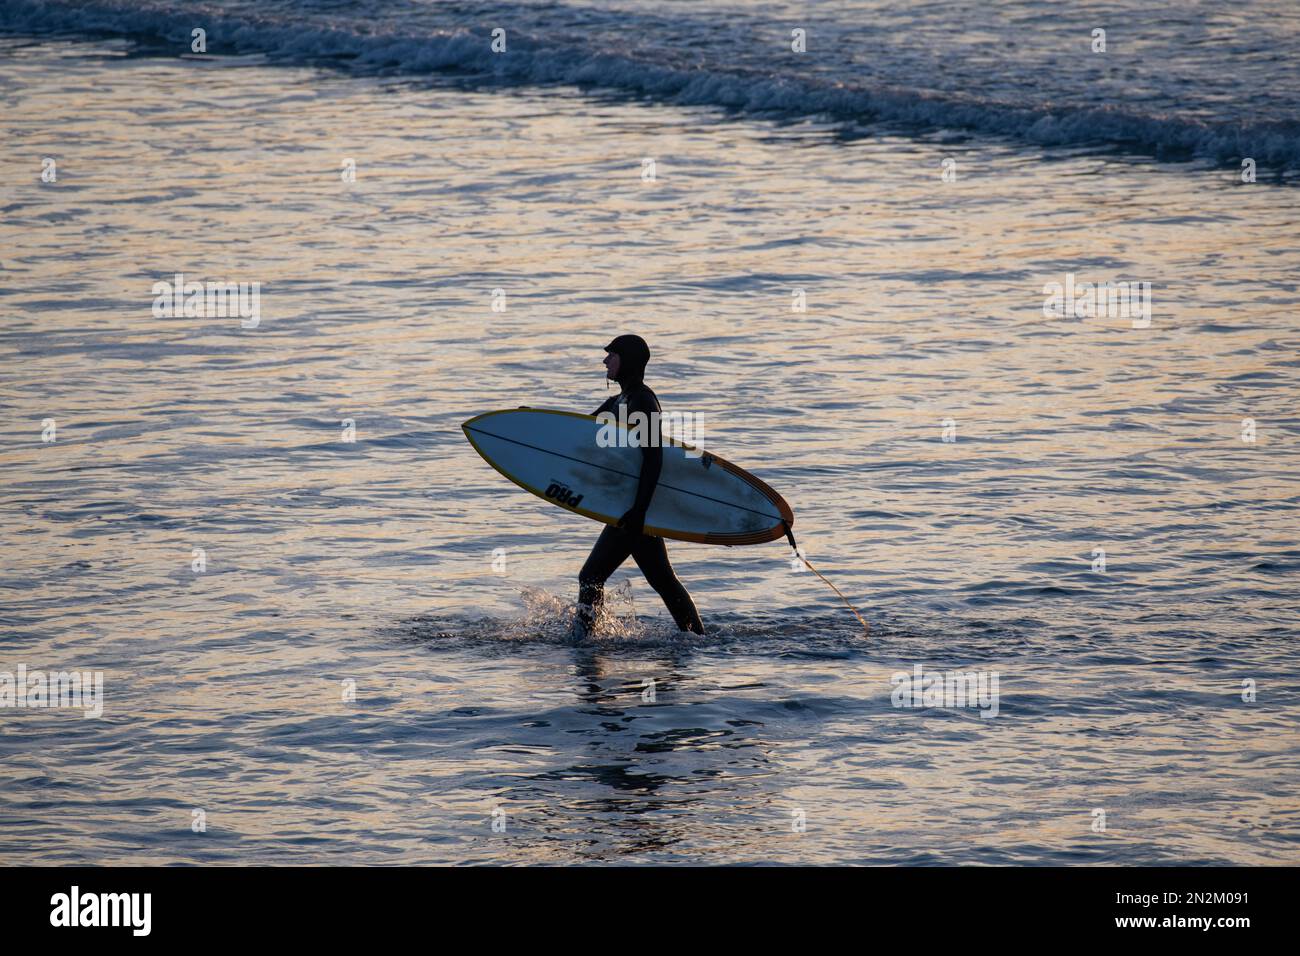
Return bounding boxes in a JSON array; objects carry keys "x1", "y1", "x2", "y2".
[{"x1": 1, "y1": 42, "x2": 1296, "y2": 864}]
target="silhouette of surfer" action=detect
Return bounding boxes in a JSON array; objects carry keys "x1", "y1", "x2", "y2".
[{"x1": 569, "y1": 335, "x2": 704, "y2": 639}]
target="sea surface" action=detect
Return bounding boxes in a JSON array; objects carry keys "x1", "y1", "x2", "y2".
[{"x1": 1, "y1": 0, "x2": 1298, "y2": 865}]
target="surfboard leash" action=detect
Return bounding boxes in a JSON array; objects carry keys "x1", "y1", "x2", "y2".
[{"x1": 782, "y1": 523, "x2": 870, "y2": 635}]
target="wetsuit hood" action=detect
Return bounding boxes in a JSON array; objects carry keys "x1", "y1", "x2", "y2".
[{"x1": 605, "y1": 334, "x2": 650, "y2": 388}]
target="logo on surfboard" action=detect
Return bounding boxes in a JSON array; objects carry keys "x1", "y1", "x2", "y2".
[{"x1": 544, "y1": 481, "x2": 584, "y2": 508}]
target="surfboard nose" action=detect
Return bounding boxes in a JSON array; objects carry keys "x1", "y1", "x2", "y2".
[{"x1": 461, "y1": 410, "x2": 496, "y2": 433}]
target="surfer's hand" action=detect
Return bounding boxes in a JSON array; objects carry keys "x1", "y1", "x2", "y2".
[{"x1": 617, "y1": 507, "x2": 646, "y2": 536}]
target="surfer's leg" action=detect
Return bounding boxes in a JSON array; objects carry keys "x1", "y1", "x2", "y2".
[
  {"x1": 631, "y1": 535, "x2": 704, "y2": 634},
  {"x1": 575, "y1": 525, "x2": 633, "y2": 633}
]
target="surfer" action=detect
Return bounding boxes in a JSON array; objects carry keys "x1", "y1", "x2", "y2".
[{"x1": 569, "y1": 335, "x2": 705, "y2": 639}]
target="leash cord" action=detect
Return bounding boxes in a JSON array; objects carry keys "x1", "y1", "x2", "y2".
[{"x1": 783, "y1": 524, "x2": 870, "y2": 635}]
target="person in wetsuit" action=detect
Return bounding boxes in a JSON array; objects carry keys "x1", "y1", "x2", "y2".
[{"x1": 570, "y1": 334, "x2": 705, "y2": 638}]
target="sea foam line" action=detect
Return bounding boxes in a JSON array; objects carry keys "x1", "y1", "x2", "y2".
[{"x1": 2, "y1": 0, "x2": 1297, "y2": 167}]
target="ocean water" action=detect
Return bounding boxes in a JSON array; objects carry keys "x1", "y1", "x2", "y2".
[{"x1": 1, "y1": 1, "x2": 1298, "y2": 865}]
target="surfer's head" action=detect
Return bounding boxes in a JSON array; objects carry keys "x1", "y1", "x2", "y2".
[{"x1": 604, "y1": 334, "x2": 650, "y2": 387}]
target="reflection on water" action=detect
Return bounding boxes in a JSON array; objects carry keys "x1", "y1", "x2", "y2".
[{"x1": 0, "y1": 37, "x2": 1297, "y2": 864}]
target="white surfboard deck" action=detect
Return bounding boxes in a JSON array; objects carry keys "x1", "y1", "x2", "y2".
[{"x1": 462, "y1": 408, "x2": 793, "y2": 546}]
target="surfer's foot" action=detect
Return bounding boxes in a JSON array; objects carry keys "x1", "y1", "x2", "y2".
[
  {"x1": 667, "y1": 601, "x2": 705, "y2": 635},
  {"x1": 565, "y1": 610, "x2": 593, "y2": 643}
]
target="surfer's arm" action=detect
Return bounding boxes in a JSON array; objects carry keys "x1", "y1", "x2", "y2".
[
  {"x1": 617, "y1": 443, "x2": 660, "y2": 536},
  {"x1": 618, "y1": 392, "x2": 661, "y2": 535},
  {"x1": 632, "y1": 442, "x2": 662, "y2": 513}
]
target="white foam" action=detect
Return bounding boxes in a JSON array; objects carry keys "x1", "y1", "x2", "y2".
[{"x1": 3, "y1": 0, "x2": 1297, "y2": 166}]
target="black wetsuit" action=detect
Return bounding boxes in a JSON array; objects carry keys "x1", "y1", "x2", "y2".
[{"x1": 576, "y1": 381, "x2": 704, "y2": 634}]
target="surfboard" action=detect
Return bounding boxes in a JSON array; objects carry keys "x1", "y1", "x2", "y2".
[{"x1": 462, "y1": 408, "x2": 793, "y2": 546}]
